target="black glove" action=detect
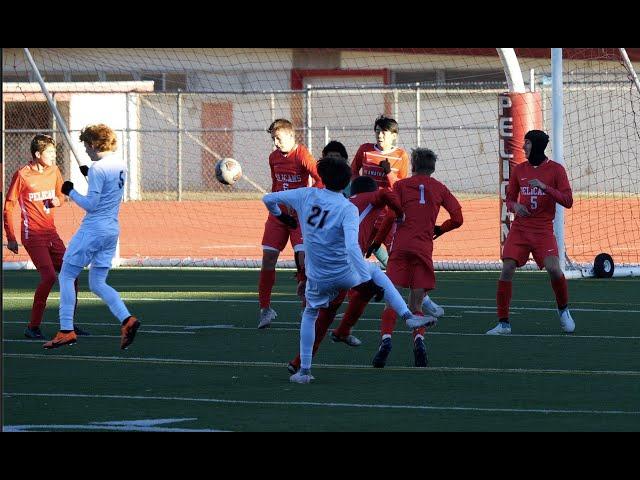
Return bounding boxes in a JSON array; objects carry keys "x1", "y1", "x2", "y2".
[
  {"x1": 365, "y1": 241, "x2": 381, "y2": 258},
  {"x1": 433, "y1": 225, "x2": 444, "y2": 240},
  {"x1": 379, "y1": 159, "x2": 391, "y2": 175},
  {"x1": 353, "y1": 279, "x2": 384, "y2": 302},
  {"x1": 79, "y1": 165, "x2": 90, "y2": 177},
  {"x1": 61, "y1": 181, "x2": 74, "y2": 196},
  {"x1": 276, "y1": 213, "x2": 298, "y2": 229}
]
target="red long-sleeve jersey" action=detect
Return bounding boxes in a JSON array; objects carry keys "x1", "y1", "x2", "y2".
[{"x1": 506, "y1": 159, "x2": 573, "y2": 232}]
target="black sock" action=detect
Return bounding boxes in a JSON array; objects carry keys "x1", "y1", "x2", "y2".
[{"x1": 499, "y1": 318, "x2": 510, "y2": 324}]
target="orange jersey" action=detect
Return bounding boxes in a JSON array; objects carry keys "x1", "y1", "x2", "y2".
[
  {"x1": 3, "y1": 163, "x2": 64, "y2": 245},
  {"x1": 269, "y1": 144, "x2": 322, "y2": 192},
  {"x1": 351, "y1": 143, "x2": 410, "y2": 189},
  {"x1": 391, "y1": 175, "x2": 462, "y2": 257}
]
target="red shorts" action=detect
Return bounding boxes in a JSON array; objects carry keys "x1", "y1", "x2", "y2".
[
  {"x1": 386, "y1": 250, "x2": 435, "y2": 290},
  {"x1": 261, "y1": 213, "x2": 304, "y2": 252},
  {"x1": 23, "y1": 234, "x2": 66, "y2": 272},
  {"x1": 502, "y1": 227, "x2": 559, "y2": 268}
]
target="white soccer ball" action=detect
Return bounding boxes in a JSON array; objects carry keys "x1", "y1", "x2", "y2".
[{"x1": 215, "y1": 158, "x2": 242, "y2": 186}]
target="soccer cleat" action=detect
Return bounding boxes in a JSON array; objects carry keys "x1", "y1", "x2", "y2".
[
  {"x1": 24, "y1": 326, "x2": 45, "y2": 340},
  {"x1": 73, "y1": 325, "x2": 91, "y2": 336},
  {"x1": 329, "y1": 331, "x2": 362, "y2": 347},
  {"x1": 289, "y1": 371, "x2": 314, "y2": 384},
  {"x1": 486, "y1": 322, "x2": 511, "y2": 335},
  {"x1": 422, "y1": 296, "x2": 445, "y2": 318},
  {"x1": 120, "y1": 316, "x2": 141, "y2": 350},
  {"x1": 413, "y1": 337, "x2": 428, "y2": 367},
  {"x1": 405, "y1": 313, "x2": 437, "y2": 329},
  {"x1": 257, "y1": 307, "x2": 277, "y2": 329},
  {"x1": 287, "y1": 362, "x2": 299, "y2": 375},
  {"x1": 558, "y1": 308, "x2": 575, "y2": 333},
  {"x1": 372, "y1": 337, "x2": 392, "y2": 368},
  {"x1": 43, "y1": 330, "x2": 78, "y2": 349}
]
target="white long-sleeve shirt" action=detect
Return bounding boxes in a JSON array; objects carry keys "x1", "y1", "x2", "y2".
[
  {"x1": 263, "y1": 188, "x2": 370, "y2": 284},
  {"x1": 69, "y1": 153, "x2": 126, "y2": 232}
]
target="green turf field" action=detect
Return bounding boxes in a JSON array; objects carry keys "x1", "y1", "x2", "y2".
[{"x1": 3, "y1": 268, "x2": 639, "y2": 431}]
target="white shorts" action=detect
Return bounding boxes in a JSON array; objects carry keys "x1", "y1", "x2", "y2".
[
  {"x1": 305, "y1": 271, "x2": 365, "y2": 309},
  {"x1": 63, "y1": 228, "x2": 118, "y2": 268}
]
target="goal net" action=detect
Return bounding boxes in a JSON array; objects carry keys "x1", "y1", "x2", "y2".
[{"x1": 3, "y1": 48, "x2": 639, "y2": 273}]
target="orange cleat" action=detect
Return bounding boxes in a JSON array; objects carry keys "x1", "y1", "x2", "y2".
[
  {"x1": 43, "y1": 330, "x2": 78, "y2": 349},
  {"x1": 120, "y1": 316, "x2": 141, "y2": 350}
]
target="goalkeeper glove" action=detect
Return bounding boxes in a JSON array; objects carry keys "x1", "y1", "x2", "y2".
[
  {"x1": 61, "y1": 181, "x2": 74, "y2": 196},
  {"x1": 79, "y1": 165, "x2": 90, "y2": 177},
  {"x1": 379, "y1": 159, "x2": 391, "y2": 175},
  {"x1": 433, "y1": 225, "x2": 444, "y2": 240},
  {"x1": 365, "y1": 241, "x2": 382, "y2": 258},
  {"x1": 353, "y1": 279, "x2": 384, "y2": 302},
  {"x1": 276, "y1": 213, "x2": 298, "y2": 229}
]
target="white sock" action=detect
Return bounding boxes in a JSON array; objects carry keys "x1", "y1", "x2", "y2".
[
  {"x1": 300, "y1": 307, "x2": 318, "y2": 370},
  {"x1": 59, "y1": 263, "x2": 83, "y2": 331},
  {"x1": 368, "y1": 265, "x2": 411, "y2": 317},
  {"x1": 89, "y1": 267, "x2": 131, "y2": 323}
]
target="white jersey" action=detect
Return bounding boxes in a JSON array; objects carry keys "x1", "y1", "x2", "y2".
[
  {"x1": 263, "y1": 188, "x2": 370, "y2": 284},
  {"x1": 69, "y1": 153, "x2": 126, "y2": 232}
]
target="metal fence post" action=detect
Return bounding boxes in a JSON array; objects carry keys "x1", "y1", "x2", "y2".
[
  {"x1": 177, "y1": 91, "x2": 182, "y2": 201},
  {"x1": 305, "y1": 86, "x2": 312, "y2": 152},
  {"x1": 416, "y1": 83, "x2": 421, "y2": 147}
]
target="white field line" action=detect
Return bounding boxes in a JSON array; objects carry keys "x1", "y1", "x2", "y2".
[
  {"x1": 3, "y1": 392, "x2": 640, "y2": 416},
  {"x1": 4, "y1": 353, "x2": 640, "y2": 377},
  {"x1": 3, "y1": 321, "x2": 639, "y2": 340},
  {"x1": 3, "y1": 296, "x2": 640, "y2": 313}
]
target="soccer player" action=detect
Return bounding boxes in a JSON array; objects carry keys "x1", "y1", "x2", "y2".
[
  {"x1": 3, "y1": 134, "x2": 89, "y2": 339},
  {"x1": 351, "y1": 115, "x2": 444, "y2": 318},
  {"x1": 372, "y1": 148, "x2": 463, "y2": 368},
  {"x1": 486, "y1": 130, "x2": 575, "y2": 335},
  {"x1": 43, "y1": 124, "x2": 140, "y2": 350},
  {"x1": 257, "y1": 119, "x2": 323, "y2": 329},
  {"x1": 263, "y1": 156, "x2": 433, "y2": 384},
  {"x1": 286, "y1": 174, "x2": 407, "y2": 374}
]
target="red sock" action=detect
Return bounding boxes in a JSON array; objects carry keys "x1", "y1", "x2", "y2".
[
  {"x1": 290, "y1": 291, "x2": 346, "y2": 367},
  {"x1": 551, "y1": 275, "x2": 569, "y2": 309},
  {"x1": 411, "y1": 312, "x2": 426, "y2": 340},
  {"x1": 380, "y1": 307, "x2": 398, "y2": 336},
  {"x1": 496, "y1": 280, "x2": 512, "y2": 320},
  {"x1": 333, "y1": 289, "x2": 368, "y2": 337},
  {"x1": 258, "y1": 269, "x2": 276, "y2": 309}
]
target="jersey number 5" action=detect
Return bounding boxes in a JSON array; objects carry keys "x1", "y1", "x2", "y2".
[
  {"x1": 118, "y1": 170, "x2": 125, "y2": 189},
  {"x1": 307, "y1": 206, "x2": 329, "y2": 229}
]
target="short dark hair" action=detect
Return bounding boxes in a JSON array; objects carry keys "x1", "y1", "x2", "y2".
[
  {"x1": 317, "y1": 156, "x2": 352, "y2": 192},
  {"x1": 374, "y1": 115, "x2": 399, "y2": 134},
  {"x1": 411, "y1": 148, "x2": 437, "y2": 174},
  {"x1": 30, "y1": 134, "x2": 56, "y2": 157},
  {"x1": 350, "y1": 175, "x2": 377, "y2": 195},
  {"x1": 267, "y1": 118, "x2": 294, "y2": 135},
  {"x1": 322, "y1": 140, "x2": 348, "y2": 160}
]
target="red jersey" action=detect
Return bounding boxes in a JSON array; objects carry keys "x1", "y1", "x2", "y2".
[
  {"x1": 269, "y1": 144, "x2": 322, "y2": 192},
  {"x1": 351, "y1": 143, "x2": 410, "y2": 190},
  {"x1": 3, "y1": 163, "x2": 64, "y2": 246},
  {"x1": 391, "y1": 175, "x2": 462, "y2": 256},
  {"x1": 349, "y1": 189, "x2": 403, "y2": 254},
  {"x1": 507, "y1": 159, "x2": 573, "y2": 232}
]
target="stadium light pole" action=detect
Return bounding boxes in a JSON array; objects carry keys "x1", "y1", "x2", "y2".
[{"x1": 551, "y1": 48, "x2": 566, "y2": 273}]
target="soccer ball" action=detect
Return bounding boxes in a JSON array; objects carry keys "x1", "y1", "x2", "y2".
[{"x1": 215, "y1": 158, "x2": 242, "y2": 186}]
